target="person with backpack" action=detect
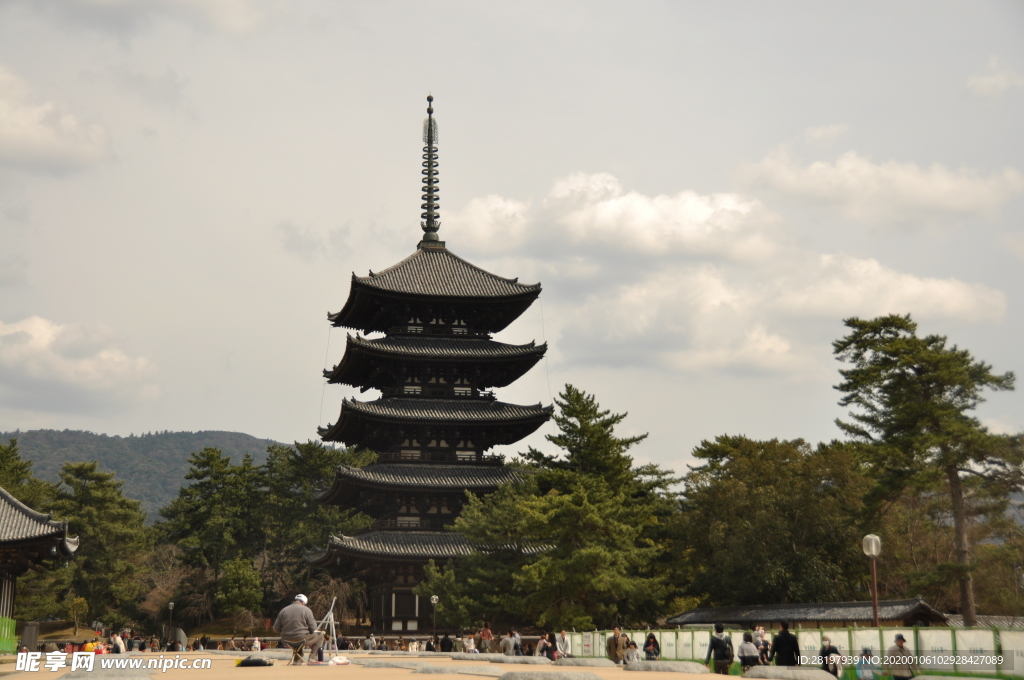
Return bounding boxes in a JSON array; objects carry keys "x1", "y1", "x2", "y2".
[{"x1": 705, "y1": 623, "x2": 734, "y2": 675}]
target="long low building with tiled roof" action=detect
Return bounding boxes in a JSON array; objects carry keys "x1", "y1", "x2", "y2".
[
  {"x1": 666, "y1": 598, "x2": 947, "y2": 628},
  {"x1": 325, "y1": 334, "x2": 546, "y2": 392}
]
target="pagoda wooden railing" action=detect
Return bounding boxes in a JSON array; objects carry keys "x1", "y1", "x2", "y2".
[
  {"x1": 371, "y1": 518, "x2": 454, "y2": 531},
  {"x1": 377, "y1": 451, "x2": 505, "y2": 465}
]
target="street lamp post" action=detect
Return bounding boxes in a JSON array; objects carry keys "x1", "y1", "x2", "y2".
[
  {"x1": 430, "y1": 595, "x2": 439, "y2": 646},
  {"x1": 862, "y1": 535, "x2": 881, "y2": 627},
  {"x1": 168, "y1": 602, "x2": 174, "y2": 652}
]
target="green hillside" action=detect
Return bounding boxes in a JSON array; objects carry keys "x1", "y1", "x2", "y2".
[{"x1": 0, "y1": 429, "x2": 282, "y2": 522}]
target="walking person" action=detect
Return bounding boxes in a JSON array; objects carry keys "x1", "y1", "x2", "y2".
[
  {"x1": 768, "y1": 621, "x2": 800, "y2": 667},
  {"x1": 885, "y1": 634, "x2": 918, "y2": 680},
  {"x1": 606, "y1": 627, "x2": 626, "y2": 665},
  {"x1": 819, "y1": 636, "x2": 840, "y2": 676},
  {"x1": 480, "y1": 624, "x2": 493, "y2": 653},
  {"x1": 643, "y1": 633, "x2": 660, "y2": 661},
  {"x1": 738, "y1": 632, "x2": 760, "y2": 672},
  {"x1": 757, "y1": 628, "x2": 771, "y2": 665},
  {"x1": 500, "y1": 631, "x2": 516, "y2": 657},
  {"x1": 857, "y1": 648, "x2": 881, "y2": 680},
  {"x1": 705, "y1": 623, "x2": 734, "y2": 675}
]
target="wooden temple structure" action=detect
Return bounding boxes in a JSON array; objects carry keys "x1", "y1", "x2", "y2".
[
  {"x1": 308, "y1": 97, "x2": 551, "y2": 632},
  {"x1": 0, "y1": 486, "x2": 79, "y2": 652}
]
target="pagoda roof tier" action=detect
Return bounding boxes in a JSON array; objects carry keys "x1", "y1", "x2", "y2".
[
  {"x1": 329, "y1": 246, "x2": 541, "y2": 334},
  {"x1": 0, "y1": 486, "x2": 79, "y2": 575},
  {"x1": 317, "y1": 463, "x2": 525, "y2": 505},
  {"x1": 325, "y1": 335, "x2": 547, "y2": 389},
  {"x1": 318, "y1": 397, "x2": 552, "y2": 449},
  {"x1": 307, "y1": 531, "x2": 475, "y2": 566},
  {"x1": 306, "y1": 530, "x2": 545, "y2": 567}
]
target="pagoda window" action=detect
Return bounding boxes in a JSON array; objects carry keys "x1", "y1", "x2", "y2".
[
  {"x1": 397, "y1": 517, "x2": 421, "y2": 527},
  {"x1": 456, "y1": 450, "x2": 475, "y2": 461},
  {"x1": 403, "y1": 385, "x2": 422, "y2": 395},
  {"x1": 400, "y1": 449, "x2": 421, "y2": 460},
  {"x1": 454, "y1": 386, "x2": 471, "y2": 396}
]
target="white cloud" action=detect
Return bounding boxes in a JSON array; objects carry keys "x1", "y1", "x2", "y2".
[
  {"x1": 456, "y1": 173, "x2": 1006, "y2": 376},
  {"x1": 772, "y1": 254, "x2": 1006, "y2": 323},
  {"x1": 27, "y1": 0, "x2": 277, "y2": 34},
  {"x1": 740, "y1": 148, "x2": 1024, "y2": 224},
  {"x1": 982, "y1": 417, "x2": 1021, "y2": 435},
  {"x1": 0, "y1": 65, "x2": 112, "y2": 173},
  {"x1": 804, "y1": 124, "x2": 849, "y2": 144},
  {"x1": 0, "y1": 317, "x2": 158, "y2": 414},
  {"x1": 966, "y1": 58, "x2": 1024, "y2": 99}
]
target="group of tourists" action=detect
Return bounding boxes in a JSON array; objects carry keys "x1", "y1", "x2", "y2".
[
  {"x1": 605, "y1": 627, "x2": 662, "y2": 664},
  {"x1": 702, "y1": 621, "x2": 920, "y2": 680}
]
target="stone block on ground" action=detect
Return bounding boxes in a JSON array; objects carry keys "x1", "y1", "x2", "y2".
[
  {"x1": 623, "y1": 660, "x2": 708, "y2": 673},
  {"x1": 743, "y1": 667, "x2": 836, "y2": 680},
  {"x1": 488, "y1": 656, "x2": 551, "y2": 664},
  {"x1": 351, "y1": 659, "x2": 428, "y2": 669},
  {"x1": 414, "y1": 665, "x2": 503, "y2": 676},
  {"x1": 553, "y1": 658, "x2": 617, "y2": 667}
]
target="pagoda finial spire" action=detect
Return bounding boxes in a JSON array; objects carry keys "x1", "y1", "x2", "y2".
[{"x1": 419, "y1": 95, "x2": 441, "y2": 244}]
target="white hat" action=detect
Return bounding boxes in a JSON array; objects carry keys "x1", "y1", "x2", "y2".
[{"x1": 295, "y1": 594, "x2": 308, "y2": 604}]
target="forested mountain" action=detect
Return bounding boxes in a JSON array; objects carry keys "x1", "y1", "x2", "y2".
[{"x1": 0, "y1": 429, "x2": 281, "y2": 521}]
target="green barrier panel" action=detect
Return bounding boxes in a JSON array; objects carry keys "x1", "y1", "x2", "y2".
[
  {"x1": 1000, "y1": 629, "x2": 1024, "y2": 677},
  {"x1": 954, "y1": 628, "x2": 997, "y2": 675},
  {"x1": 0, "y1": 616, "x2": 16, "y2": 654},
  {"x1": 919, "y1": 628, "x2": 956, "y2": 672}
]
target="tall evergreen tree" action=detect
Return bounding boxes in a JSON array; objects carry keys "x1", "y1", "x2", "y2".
[
  {"x1": 48, "y1": 461, "x2": 152, "y2": 623},
  {"x1": 417, "y1": 385, "x2": 675, "y2": 629},
  {"x1": 833, "y1": 314, "x2": 1020, "y2": 625},
  {"x1": 0, "y1": 438, "x2": 56, "y2": 508}
]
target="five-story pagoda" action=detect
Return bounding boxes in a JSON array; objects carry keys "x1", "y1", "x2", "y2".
[{"x1": 310, "y1": 97, "x2": 551, "y2": 633}]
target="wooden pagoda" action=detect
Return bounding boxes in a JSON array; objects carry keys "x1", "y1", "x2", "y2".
[
  {"x1": 0, "y1": 486, "x2": 79, "y2": 652},
  {"x1": 309, "y1": 97, "x2": 551, "y2": 632}
]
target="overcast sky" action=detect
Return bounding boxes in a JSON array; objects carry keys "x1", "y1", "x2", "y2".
[{"x1": 1, "y1": 0, "x2": 1022, "y2": 474}]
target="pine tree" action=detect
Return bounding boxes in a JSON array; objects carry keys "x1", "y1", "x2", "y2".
[
  {"x1": 833, "y1": 314, "x2": 1021, "y2": 625},
  {"x1": 48, "y1": 461, "x2": 152, "y2": 623}
]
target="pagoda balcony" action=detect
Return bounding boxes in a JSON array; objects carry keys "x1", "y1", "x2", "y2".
[
  {"x1": 387, "y1": 325, "x2": 490, "y2": 338},
  {"x1": 371, "y1": 518, "x2": 454, "y2": 531},
  {"x1": 376, "y1": 451, "x2": 505, "y2": 465}
]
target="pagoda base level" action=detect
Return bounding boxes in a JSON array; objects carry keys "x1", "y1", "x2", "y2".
[{"x1": 367, "y1": 584, "x2": 440, "y2": 635}]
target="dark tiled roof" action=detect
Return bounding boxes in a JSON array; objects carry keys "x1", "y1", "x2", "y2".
[
  {"x1": 335, "y1": 464, "x2": 523, "y2": 489},
  {"x1": 325, "y1": 335, "x2": 547, "y2": 389},
  {"x1": 324, "y1": 531, "x2": 475, "y2": 562},
  {"x1": 347, "y1": 335, "x2": 545, "y2": 360},
  {"x1": 306, "y1": 530, "x2": 546, "y2": 565},
  {"x1": 357, "y1": 248, "x2": 540, "y2": 299},
  {"x1": 666, "y1": 598, "x2": 946, "y2": 626},
  {"x1": 343, "y1": 398, "x2": 551, "y2": 423},
  {"x1": 948, "y1": 615, "x2": 1024, "y2": 628},
  {"x1": 0, "y1": 486, "x2": 79, "y2": 554},
  {"x1": 318, "y1": 397, "x2": 552, "y2": 446}
]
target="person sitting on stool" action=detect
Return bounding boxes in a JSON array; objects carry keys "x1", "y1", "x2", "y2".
[{"x1": 273, "y1": 594, "x2": 324, "y2": 662}]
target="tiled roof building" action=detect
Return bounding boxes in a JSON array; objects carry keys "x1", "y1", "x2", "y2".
[
  {"x1": 666, "y1": 597, "x2": 948, "y2": 628},
  {"x1": 0, "y1": 486, "x2": 79, "y2": 652},
  {"x1": 311, "y1": 97, "x2": 551, "y2": 633}
]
